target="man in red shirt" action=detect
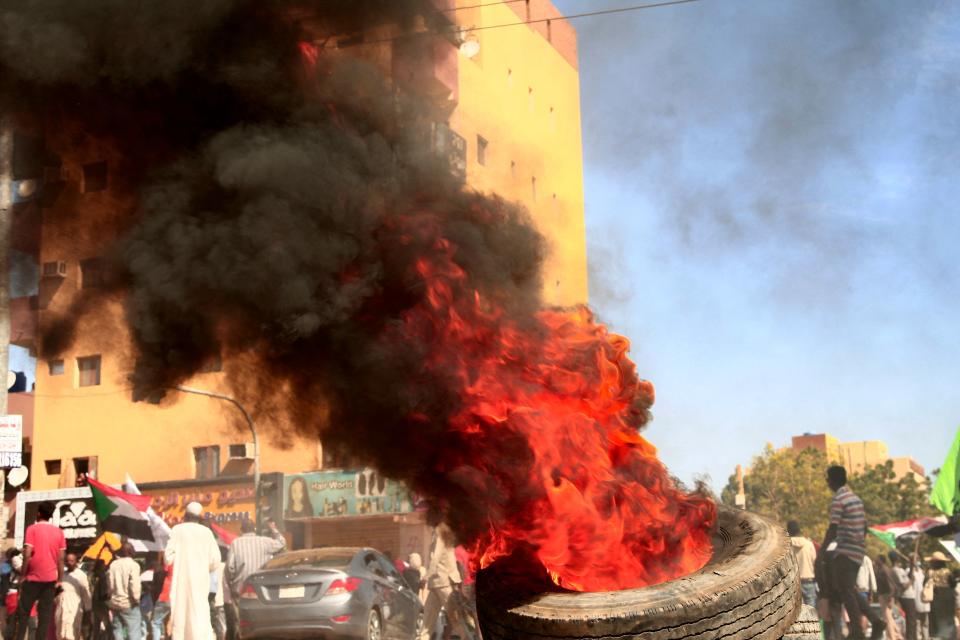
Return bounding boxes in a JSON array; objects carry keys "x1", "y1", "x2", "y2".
[{"x1": 15, "y1": 501, "x2": 65, "y2": 640}]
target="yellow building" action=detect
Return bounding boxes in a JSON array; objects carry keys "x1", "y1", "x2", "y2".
[
  {"x1": 791, "y1": 433, "x2": 924, "y2": 482},
  {"x1": 838, "y1": 440, "x2": 890, "y2": 476},
  {"x1": 20, "y1": 0, "x2": 588, "y2": 495},
  {"x1": 791, "y1": 433, "x2": 842, "y2": 462}
]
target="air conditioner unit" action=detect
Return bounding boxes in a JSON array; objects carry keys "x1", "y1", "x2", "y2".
[
  {"x1": 41, "y1": 261, "x2": 68, "y2": 279},
  {"x1": 228, "y1": 443, "x2": 255, "y2": 460}
]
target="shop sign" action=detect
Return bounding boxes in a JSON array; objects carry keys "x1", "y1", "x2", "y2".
[
  {"x1": 15, "y1": 487, "x2": 99, "y2": 548},
  {"x1": 146, "y1": 484, "x2": 255, "y2": 526},
  {"x1": 284, "y1": 469, "x2": 415, "y2": 519},
  {"x1": 0, "y1": 415, "x2": 22, "y2": 467}
]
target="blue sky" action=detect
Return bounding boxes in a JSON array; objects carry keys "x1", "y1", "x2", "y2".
[{"x1": 554, "y1": 0, "x2": 959, "y2": 490}]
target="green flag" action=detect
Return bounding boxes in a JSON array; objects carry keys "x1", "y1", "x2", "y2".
[{"x1": 931, "y1": 427, "x2": 960, "y2": 516}]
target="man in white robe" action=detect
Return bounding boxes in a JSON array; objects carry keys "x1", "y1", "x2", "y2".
[
  {"x1": 55, "y1": 553, "x2": 91, "y2": 640},
  {"x1": 165, "y1": 502, "x2": 221, "y2": 640}
]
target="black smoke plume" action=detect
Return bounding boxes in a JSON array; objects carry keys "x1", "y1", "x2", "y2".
[{"x1": 0, "y1": 0, "x2": 550, "y2": 536}]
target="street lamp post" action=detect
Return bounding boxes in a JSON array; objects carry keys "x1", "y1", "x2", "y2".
[{"x1": 173, "y1": 385, "x2": 261, "y2": 529}]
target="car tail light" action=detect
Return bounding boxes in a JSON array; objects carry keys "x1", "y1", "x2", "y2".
[
  {"x1": 331, "y1": 615, "x2": 351, "y2": 623},
  {"x1": 240, "y1": 583, "x2": 258, "y2": 600},
  {"x1": 325, "y1": 577, "x2": 362, "y2": 596}
]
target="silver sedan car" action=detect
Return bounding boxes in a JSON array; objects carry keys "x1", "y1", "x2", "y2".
[{"x1": 238, "y1": 547, "x2": 423, "y2": 640}]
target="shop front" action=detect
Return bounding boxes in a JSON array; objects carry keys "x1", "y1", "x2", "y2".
[
  {"x1": 283, "y1": 469, "x2": 431, "y2": 561},
  {"x1": 15, "y1": 487, "x2": 99, "y2": 554},
  {"x1": 139, "y1": 472, "x2": 283, "y2": 539}
]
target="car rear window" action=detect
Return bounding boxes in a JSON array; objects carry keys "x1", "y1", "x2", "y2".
[{"x1": 263, "y1": 549, "x2": 356, "y2": 570}]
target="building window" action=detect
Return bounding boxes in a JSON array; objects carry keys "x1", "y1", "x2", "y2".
[
  {"x1": 531, "y1": 176, "x2": 537, "y2": 201},
  {"x1": 82, "y1": 162, "x2": 108, "y2": 193},
  {"x1": 80, "y1": 258, "x2": 104, "y2": 289},
  {"x1": 194, "y1": 446, "x2": 221, "y2": 480},
  {"x1": 77, "y1": 355, "x2": 101, "y2": 387},
  {"x1": 199, "y1": 353, "x2": 223, "y2": 373},
  {"x1": 476, "y1": 136, "x2": 488, "y2": 166},
  {"x1": 44, "y1": 459, "x2": 62, "y2": 475},
  {"x1": 73, "y1": 456, "x2": 98, "y2": 484},
  {"x1": 48, "y1": 359, "x2": 64, "y2": 376}
]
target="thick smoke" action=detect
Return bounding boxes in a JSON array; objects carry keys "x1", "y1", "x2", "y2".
[
  {"x1": 1, "y1": 0, "x2": 547, "y2": 529},
  {"x1": 2, "y1": 1, "x2": 715, "y2": 581}
]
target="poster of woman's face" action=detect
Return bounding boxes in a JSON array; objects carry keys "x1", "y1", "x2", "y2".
[{"x1": 285, "y1": 476, "x2": 313, "y2": 518}]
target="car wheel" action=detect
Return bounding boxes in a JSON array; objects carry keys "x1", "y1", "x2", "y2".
[
  {"x1": 477, "y1": 505, "x2": 801, "y2": 640},
  {"x1": 366, "y1": 607, "x2": 383, "y2": 640}
]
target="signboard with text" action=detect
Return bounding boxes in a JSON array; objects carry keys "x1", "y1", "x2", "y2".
[
  {"x1": 145, "y1": 482, "x2": 256, "y2": 528},
  {"x1": 15, "y1": 487, "x2": 99, "y2": 551},
  {"x1": 283, "y1": 469, "x2": 415, "y2": 519},
  {"x1": 0, "y1": 415, "x2": 22, "y2": 467}
]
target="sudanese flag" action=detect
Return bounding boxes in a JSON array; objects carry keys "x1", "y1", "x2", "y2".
[{"x1": 87, "y1": 477, "x2": 155, "y2": 541}]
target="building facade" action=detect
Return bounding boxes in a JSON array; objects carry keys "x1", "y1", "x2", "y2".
[
  {"x1": 10, "y1": 0, "x2": 589, "y2": 524},
  {"x1": 790, "y1": 432, "x2": 925, "y2": 482}
]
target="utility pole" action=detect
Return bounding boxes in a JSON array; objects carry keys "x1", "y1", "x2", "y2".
[
  {"x1": 172, "y1": 386, "x2": 261, "y2": 528},
  {"x1": 0, "y1": 116, "x2": 12, "y2": 418},
  {"x1": 0, "y1": 117, "x2": 13, "y2": 539}
]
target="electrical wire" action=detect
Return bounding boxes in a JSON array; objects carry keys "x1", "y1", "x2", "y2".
[
  {"x1": 341, "y1": 0, "x2": 706, "y2": 47},
  {"x1": 439, "y1": 0, "x2": 527, "y2": 12}
]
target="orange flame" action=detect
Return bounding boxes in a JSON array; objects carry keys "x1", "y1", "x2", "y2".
[{"x1": 393, "y1": 215, "x2": 715, "y2": 592}]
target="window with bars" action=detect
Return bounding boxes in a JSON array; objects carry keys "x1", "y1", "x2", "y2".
[
  {"x1": 80, "y1": 258, "x2": 104, "y2": 289},
  {"x1": 77, "y1": 355, "x2": 101, "y2": 387},
  {"x1": 194, "y1": 446, "x2": 221, "y2": 480},
  {"x1": 49, "y1": 359, "x2": 64, "y2": 376}
]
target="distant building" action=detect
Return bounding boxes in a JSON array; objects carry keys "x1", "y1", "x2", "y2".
[
  {"x1": 790, "y1": 432, "x2": 924, "y2": 481},
  {"x1": 791, "y1": 433, "x2": 841, "y2": 462}
]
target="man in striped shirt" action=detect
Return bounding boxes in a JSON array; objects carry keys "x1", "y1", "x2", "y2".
[
  {"x1": 822, "y1": 465, "x2": 885, "y2": 639},
  {"x1": 225, "y1": 519, "x2": 285, "y2": 636}
]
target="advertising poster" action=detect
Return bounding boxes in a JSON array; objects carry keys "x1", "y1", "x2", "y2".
[{"x1": 283, "y1": 469, "x2": 415, "y2": 519}]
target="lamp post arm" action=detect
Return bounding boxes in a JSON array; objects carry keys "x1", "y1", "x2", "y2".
[{"x1": 172, "y1": 385, "x2": 261, "y2": 529}]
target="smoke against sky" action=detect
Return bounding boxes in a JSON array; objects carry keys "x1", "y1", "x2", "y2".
[
  {"x1": 2, "y1": 0, "x2": 717, "y2": 588},
  {"x1": 556, "y1": 0, "x2": 959, "y2": 486}
]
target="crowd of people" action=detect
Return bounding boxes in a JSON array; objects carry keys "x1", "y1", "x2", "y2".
[
  {"x1": 788, "y1": 465, "x2": 958, "y2": 640},
  {"x1": 0, "y1": 500, "x2": 289, "y2": 640}
]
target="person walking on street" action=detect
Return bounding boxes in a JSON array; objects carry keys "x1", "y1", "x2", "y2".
[
  {"x1": 912, "y1": 555, "x2": 930, "y2": 640},
  {"x1": 108, "y1": 541, "x2": 141, "y2": 640},
  {"x1": 15, "y1": 502, "x2": 65, "y2": 640},
  {"x1": 224, "y1": 520, "x2": 285, "y2": 596},
  {"x1": 402, "y1": 554, "x2": 426, "y2": 604},
  {"x1": 924, "y1": 552, "x2": 955, "y2": 639},
  {"x1": 875, "y1": 554, "x2": 903, "y2": 640},
  {"x1": 787, "y1": 521, "x2": 818, "y2": 608},
  {"x1": 419, "y1": 524, "x2": 462, "y2": 640},
  {"x1": 893, "y1": 552, "x2": 918, "y2": 640},
  {"x1": 224, "y1": 518, "x2": 285, "y2": 635},
  {"x1": 164, "y1": 502, "x2": 221, "y2": 640},
  {"x1": 54, "y1": 553, "x2": 90, "y2": 640},
  {"x1": 209, "y1": 553, "x2": 226, "y2": 640},
  {"x1": 151, "y1": 566, "x2": 172, "y2": 640},
  {"x1": 822, "y1": 465, "x2": 885, "y2": 639}
]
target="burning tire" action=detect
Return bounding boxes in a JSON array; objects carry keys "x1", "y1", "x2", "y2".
[
  {"x1": 781, "y1": 605, "x2": 820, "y2": 640},
  {"x1": 477, "y1": 505, "x2": 801, "y2": 640}
]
